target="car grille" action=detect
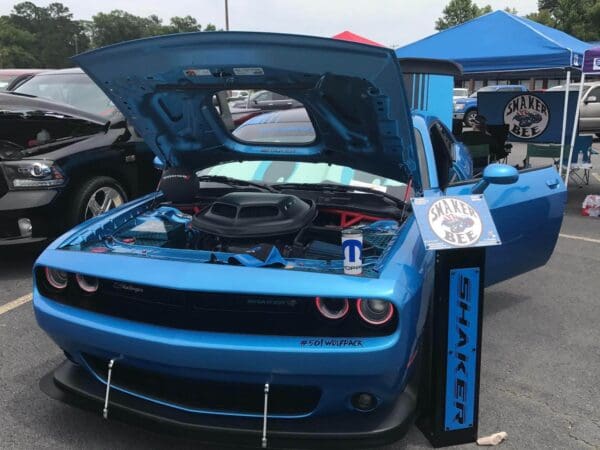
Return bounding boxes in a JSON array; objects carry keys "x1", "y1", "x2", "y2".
[
  {"x1": 36, "y1": 271, "x2": 397, "y2": 337},
  {"x1": 83, "y1": 353, "x2": 321, "y2": 416}
]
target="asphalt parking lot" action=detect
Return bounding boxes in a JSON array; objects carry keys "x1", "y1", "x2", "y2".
[{"x1": 1, "y1": 146, "x2": 599, "y2": 449}]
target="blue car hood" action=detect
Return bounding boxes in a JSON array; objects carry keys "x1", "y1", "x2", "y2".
[{"x1": 73, "y1": 32, "x2": 420, "y2": 190}]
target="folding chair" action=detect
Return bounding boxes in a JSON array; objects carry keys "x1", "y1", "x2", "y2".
[
  {"x1": 525, "y1": 143, "x2": 562, "y2": 168},
  {"x1": 563, "y1": 136, "x2": 594, "y2": 187}
]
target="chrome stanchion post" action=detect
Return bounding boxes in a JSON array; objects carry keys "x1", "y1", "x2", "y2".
[
  {"x1": 103, "y1": 358, "x2": 118, "y2": 419},
  {"x1": 262, "y1": 383, "x2": 270, "y2": 448}
]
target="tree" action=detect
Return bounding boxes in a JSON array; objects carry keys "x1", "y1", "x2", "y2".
[
  {"x1": 167, "y1": 15, "x2": 202, "y2": 33},
  {"x1": 6, "y1": 2, "x2": 89, "y2": 68},
  {"x1": 435, "y1": 0, "x2": 493, "y2": 30},
  {"x1": 0, "y1": 16, "x2": 36, "y2": 68},
  {"x1": 527, "y1": 0, "x2": 600, "y2": 41}
]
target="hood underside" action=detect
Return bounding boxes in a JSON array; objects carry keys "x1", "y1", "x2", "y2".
[{"x1": 73, "y1": 32, "x2": 421, "y2": 190}]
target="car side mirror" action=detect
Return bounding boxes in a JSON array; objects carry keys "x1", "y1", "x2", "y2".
[
  {"x1": 153, "y1": 156, "x2": 165, "y2": 171},
  {"x1": 585, "y1": 95, "x2": 597, "y2": 104},
  {"x1": 472, "y1": 164, "x2": 519, "y2": 194}
]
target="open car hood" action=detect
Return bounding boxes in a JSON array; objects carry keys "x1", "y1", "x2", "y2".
[
  {"x1": 0, "y1": 92, "x2": 108, "y2": 125},
  {"x1": 74, "y1": 32, "x2": 420, "y2": 190}
]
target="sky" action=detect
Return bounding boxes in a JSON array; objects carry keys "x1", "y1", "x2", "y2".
[{"x1": 0, "y1": 0, "x2": 540, "y2": 48}]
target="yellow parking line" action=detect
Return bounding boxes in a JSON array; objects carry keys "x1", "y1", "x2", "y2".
[
  {"x1": 0, "y1": 293, "x2": 33, "y2": 316},
  {"x1": 559, "y1": 233, "x2": 600, "y2": 244}
]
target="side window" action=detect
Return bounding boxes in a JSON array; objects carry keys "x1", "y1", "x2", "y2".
[
  {"x1": 586, "y1": 87, "x2": 600, "y2": 102},
  {"x1": 429, "y1": 122, "x2": 454, "y2": 190}
]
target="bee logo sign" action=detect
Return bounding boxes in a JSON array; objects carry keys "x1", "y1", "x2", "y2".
[
  {"x1": 504, "y1": 94, "x2": 550, "y2": 139},
  {"x1": 428, "y1": 198, "x2": 482, "y2": 247}
]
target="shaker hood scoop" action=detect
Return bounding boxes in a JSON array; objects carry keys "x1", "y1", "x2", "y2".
[{"x1": 73, "y1": 31, "x2": 420, "y2": 190}]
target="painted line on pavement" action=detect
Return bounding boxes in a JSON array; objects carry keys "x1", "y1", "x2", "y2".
[
  {"x1": 592, "y1": 172, "x2": 600, "y2": 183},
  {"x1": 0, "y1": 293, "x2": 33, "y2": 316},
  {"x1": 559, "y1": 233, "x2": 600, "y2": 244}
]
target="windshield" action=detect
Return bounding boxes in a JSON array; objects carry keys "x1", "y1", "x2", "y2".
[
  {"x1": 198, "y1": 161, "x2": 406, "y2": 197},
  {"x1": 14, "y1": 73, "x2": 118, "y2": 117},
  {"x1": 470, "y1": 86, "x2": 497, "y2": 98},
  {"x1": 0, "y1": 74, "x2": 18, "y2": 91},
  {"x1": 454, "y1": 88, "x2": 468, "y2": 97},
  {"x1": 548, "y1": 84, "x2": 592, "y2": 92}
]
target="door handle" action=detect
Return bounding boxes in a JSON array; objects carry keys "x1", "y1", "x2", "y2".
[{"x1": 546, "y1": 178, "x2": 560, "y2": 189}]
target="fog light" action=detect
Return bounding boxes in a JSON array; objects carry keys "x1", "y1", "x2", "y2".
[
  {"x1": 18, "y1": 218, "x2": 32, "y2": 237},
  {"x1": 351, "y1": 392, "x2": 378, "y2": 412}
]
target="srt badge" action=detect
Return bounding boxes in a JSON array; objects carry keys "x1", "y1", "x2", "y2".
[
  {"x1": 504, "y1": 94, "x2": 549, "y2": 139},
  {"x1": 428, "y1": 198, "x2": 482, "y2": 247}
]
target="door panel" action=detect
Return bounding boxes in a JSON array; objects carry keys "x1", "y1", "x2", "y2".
[{"x1": 446, "y1": 166, "x2": 566, "y2": 286}]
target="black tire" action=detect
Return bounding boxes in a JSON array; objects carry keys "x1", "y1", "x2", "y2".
[
  {"x1": 463, "y1": 109, "x2": 478, "y2": 127},
  {"x1": 69, "y1": 176, "x2": 128, "y2": 226}
]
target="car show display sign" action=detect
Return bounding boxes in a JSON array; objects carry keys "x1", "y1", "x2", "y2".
[
  {"x1": 583, "y1": 47, "x2": 600, "y2": 74},
  {"x1": 478, "y1": 91, "x2": 579, "y2": 143},
  {"x1": 413, "y1": 195, "x2": 494, "y2": 447},
  {"x1": 411, "y1": 195, "x2": 501, "y2": 250}
]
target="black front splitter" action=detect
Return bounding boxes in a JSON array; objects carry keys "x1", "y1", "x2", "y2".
[{"x1": 41, "y1": 360, "x2": 419, "y2": 449}]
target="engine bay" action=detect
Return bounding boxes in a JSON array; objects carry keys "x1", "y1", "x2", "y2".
[{"x1": 98, "y1": 186, "x2": 408, "y2": 276}]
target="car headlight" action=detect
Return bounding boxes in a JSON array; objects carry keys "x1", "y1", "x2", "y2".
[
  {"x1": 454, "y1": 103, "x2": 465, "y2": 111},
  {"x1": 0, "y1": 160, "x2": 66, "y2": 189}
]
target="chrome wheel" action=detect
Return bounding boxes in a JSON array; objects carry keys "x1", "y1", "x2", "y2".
[{"x1": 84, "y1": 186, "x2": 124, "y2": 220}]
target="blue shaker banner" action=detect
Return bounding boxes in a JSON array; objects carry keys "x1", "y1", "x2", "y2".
[{"x1": 478, "y1": 91, "x2": 579, "y2": 143}]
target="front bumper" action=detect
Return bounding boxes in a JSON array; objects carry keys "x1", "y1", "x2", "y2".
[
  {"x1": 452, "y1": 112, "x2": 465, "y2": 120},
  {"x1": 0, "y1": 189, "x2": 62, "y2": 244},
  {"x1": 42, "y1": 359, "x2": 419, "y2": 448}
]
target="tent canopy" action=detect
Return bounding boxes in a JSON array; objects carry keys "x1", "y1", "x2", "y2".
[
  {"x1": 395, "y1": 10, "x2": 590, "y2": 74},
  {"x1": 332, "y1": 31, "x2": 384, "y2": 47}
]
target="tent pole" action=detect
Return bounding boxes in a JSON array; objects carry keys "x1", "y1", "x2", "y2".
[
  {"x1": 559, "y1": 70, "x2": 571, "y2": 175},
  {"x1": 565, "y1": 73, "x2": 586, "y2": 187}
]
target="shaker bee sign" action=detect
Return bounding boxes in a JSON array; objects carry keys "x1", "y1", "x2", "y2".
[
  {"x1": 412, "y1": 195, "x2": 500, "y2": 251},
  {"x1": 503, "y1": 94, "x2": 549, "y2": 139},
  {"x1": 478, "y1": 91, "x2": 578, "y2": 143}
]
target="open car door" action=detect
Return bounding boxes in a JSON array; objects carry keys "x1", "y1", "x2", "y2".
[{"x1": 446, "y1": 165, "x2": 566, "y2": 286}]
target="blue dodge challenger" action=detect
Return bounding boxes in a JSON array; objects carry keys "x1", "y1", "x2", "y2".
[{"x1": 33, "y1": 32, "x2": 566, "y2": 447}]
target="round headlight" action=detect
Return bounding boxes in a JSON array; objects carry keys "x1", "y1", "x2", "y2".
[
  {"x1": 357, "y1": 299, "x2": 394, "y2": 325},
  {"x1": 315, "y1": 297, "x2": 349, "y2": 320},
  {"x1": 45, "y1": 267, "x2": 68, "y2": 290},
  {"x1": 75, "y1": 274, "x2": 99, "y2": 293}
]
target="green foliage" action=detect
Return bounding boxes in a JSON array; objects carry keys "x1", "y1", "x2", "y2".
[
  {"x1": 435, "y1": 0, "x2": 493, "y2": 30},
  {"x1": 0, "y1": 1, "x2": 219, "y2": 68},
  {"x1": 527, "y1": 0, "x2": 600, "y2": 41}
]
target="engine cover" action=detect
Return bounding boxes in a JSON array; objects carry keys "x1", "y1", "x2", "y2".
[{"x1": 192, "y1": 192, "x2": 317, "y2": 238}]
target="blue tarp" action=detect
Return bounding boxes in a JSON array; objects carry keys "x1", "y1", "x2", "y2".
[{"x1": 396, "y1": 10, "x2": 590, "y2": 74}]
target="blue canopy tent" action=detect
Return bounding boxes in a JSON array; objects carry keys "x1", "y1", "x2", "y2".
[
  {"x1": 395, "y1": 10, "x2": 589, "y2": 75},
  {"x1": 396, "y1": 10, "x2": 591, "y2": 181}
]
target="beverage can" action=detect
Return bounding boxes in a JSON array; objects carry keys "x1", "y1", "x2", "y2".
[{"x1": 342, "y1": 228, "x2": 363, "y2": 275}]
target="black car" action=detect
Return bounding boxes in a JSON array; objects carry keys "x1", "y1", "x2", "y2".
[{"x1": 0, "y1": 91, "x2": 159, "y2": 246}]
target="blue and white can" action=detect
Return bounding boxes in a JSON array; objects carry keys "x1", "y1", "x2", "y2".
[{"x1": 342, "y1": 228, "x2": 363, "y2": 275}]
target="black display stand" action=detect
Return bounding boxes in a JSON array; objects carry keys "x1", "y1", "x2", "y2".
[{"x1": 417, "y1": 247, "x2": 486, "y2": 448}]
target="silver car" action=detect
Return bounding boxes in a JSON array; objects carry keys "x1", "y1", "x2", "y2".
[{"x1": 548, "y1": 82, "x2": 600, "y2": 134}]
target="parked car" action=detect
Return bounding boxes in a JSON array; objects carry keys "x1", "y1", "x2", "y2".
[
  {"x1": 0, "y1": 92, "x2": 159, "y2": 246},
  {"x1": 453, "y1": 87, "x2": 468, "y2": 101},
  {"x1": 548, "y1": 82, "x2": 600, "y2": 134},
  {"x1": 33, "y1": 32, "x2": 565, "y2": 447},
  {"x1": 231, "y1": 89, "x2": 303, "y2": 111},
  {"x1": 0, "y1": 69, "x2": 47, "y2": 91},
  {"x1": 454, "y1": 84, "x2": 527, "y2": 127}
]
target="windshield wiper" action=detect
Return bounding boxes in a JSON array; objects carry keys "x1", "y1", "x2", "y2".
[
  {"x1": 197, "y1": 175, "x2": 275, "y2": 192},
  {"x1": 272, "y1": 182, "x2": 403, "y2": 206}
]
